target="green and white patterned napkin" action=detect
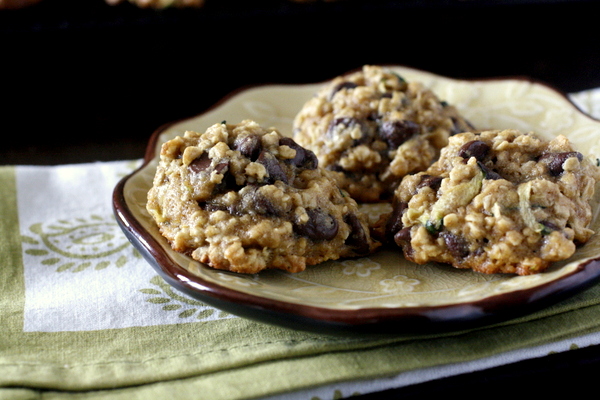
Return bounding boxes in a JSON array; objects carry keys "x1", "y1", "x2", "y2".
[{"x1": 1, "y1": 89, "x2": 600, "y2": 400}]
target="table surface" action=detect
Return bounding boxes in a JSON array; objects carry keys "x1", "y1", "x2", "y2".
[{"x1": 3, "y1": 0, "x2": 600, "y2": 397}]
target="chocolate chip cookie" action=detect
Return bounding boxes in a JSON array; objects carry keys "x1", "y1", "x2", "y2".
[
  {"x1": 146, "y1": 119, "x2": 380, "y2": 274},
  {"x1": 292, "y1": 65, "x2": 474, "y2": 202},
  {"x1": 382, "y1": 129, "x2": 600, "y2": 275}
]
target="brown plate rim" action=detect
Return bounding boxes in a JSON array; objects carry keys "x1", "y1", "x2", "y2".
[{"x1": 113, "y1": 65, "x2": 600, "y2": 334}]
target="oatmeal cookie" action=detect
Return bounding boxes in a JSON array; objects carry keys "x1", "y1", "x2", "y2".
[
  {"x1": 146, "y1": 120, "x2": 379, "y2": 274},
  {"x1": 293, "y1": 65, "x2": 474, "y2": 202},
  {"x1": 382, "y1": 129, "x2": 600, "y2": 275}
]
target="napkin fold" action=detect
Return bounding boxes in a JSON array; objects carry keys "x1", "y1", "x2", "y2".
[{"x1": 1, "y1": 89, "x2": 600, "y2": 400}]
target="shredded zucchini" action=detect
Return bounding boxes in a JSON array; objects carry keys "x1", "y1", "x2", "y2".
[
  {"x1": 422, "y1": 170, "x2": 483, "y2": 233},
  {"x1": 517, "y1": 181, "x2": 543, "y2": 233}
]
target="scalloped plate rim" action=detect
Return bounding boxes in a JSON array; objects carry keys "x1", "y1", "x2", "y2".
[{"x1": 112, "y1": 65, "x2": 600, "y2": 334}]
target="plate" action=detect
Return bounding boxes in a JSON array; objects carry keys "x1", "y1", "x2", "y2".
[{"x1": 113, "y1": 65, "x2": 600, "y2": 335}]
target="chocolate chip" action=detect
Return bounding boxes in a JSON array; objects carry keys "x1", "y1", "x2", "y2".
[
  {"x1": 327, "y1": 117, "x2": 352, "y2": 134},
  {"x1": 385, "y1": 199, "x2": 408, "y2": 238},
  {"x1": 188, "y1": 153, "x2": 212, "y2": 174},
  {"x1": 393, "y1": 227, "x2": 411, "y2": 247},
  {"x1": 378, "y1": 120, "x2": 420, "y2": 149},
  {"x1": 441, "y1": 232, "x2": 469, "y2": 258},
  {"x1": 214, "y1": 161, "x2": 229, "y2": 175},
  {"x1": 302, "y1": 150, "x2": 318, "y2": 170},
  {"x1": 240, "y1": 185, "x2": 281, "y2": 216},
  {"x1": 343, "y1": 213, "x2": 370, "y2": 254},
  {"x1": 476, "y1": 161, "x2": 502, "y2": 180},
  {"x1": 417, "y1": 175, "x2": 443, "y2": 191},
  {"x1": 189, "y1": 153, "x2": 229, "y2": 179},
  {"x1": 257, "y1": 151, "x2": 288, "y2": 184},
  {"x1": 234, "y1": 134, "x2": 262, "y2": 161},
  {"x1": 215, "y1": 183, "x2": 281, "y2": 216},
  {"x1": 540, "y1": 220, "x2": 560, "y2": 235},
  {"x1": 329, "y1": 81, "x2": 358, "y2": 100},
  {"x1": 458, "y1": 140, "x2": 490, "y2": 161},
  {"x1": 211, "y1": 161, "x2": 240, "y2": 194},
  {"x1": 254, "y1": 196, "x2": 280, "y2": 216},
  {"x1": 201, "y1": 200, "x2": 241, "y2": 216},
  {"x1": 541, "y1": 220, "x2": 559, "y2": 231},
  {"x1": 294, "y1": 208, "x2": 338, "y2": 241},
  {"x1": 538, "y1": 151, "x2": 583, "y2": 176},
  {"x1": 279, "y1": 137, "x2": 318, "y2": 170}
]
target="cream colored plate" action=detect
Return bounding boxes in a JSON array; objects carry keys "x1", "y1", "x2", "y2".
[{"x1": 114, "y1": 66, "x2": 600, "y2": 334}]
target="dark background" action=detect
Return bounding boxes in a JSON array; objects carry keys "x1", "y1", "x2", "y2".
[
  {"x1": 2, "y1": 0, "x2": 600, "y2": 397},
  {"x1": 2, "y1": 0, "x2": 600, "y2": 165}
]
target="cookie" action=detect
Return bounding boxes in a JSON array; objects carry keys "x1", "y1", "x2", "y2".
[
  {"x1": 292, "y1": 65, "x2": 473, "y2": 202},
  {"x1": 146, "y1": 119, "x2": 380, "y2": 274},
  {"x1": 382, "y1": 129, "x2": 600, "y2": 275}
]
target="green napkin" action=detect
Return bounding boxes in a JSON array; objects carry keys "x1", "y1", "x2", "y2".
[{"x1": 2, "y1": 89, "x2": 600, "y2": 400}]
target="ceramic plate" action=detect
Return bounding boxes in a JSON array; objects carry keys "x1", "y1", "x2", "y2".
[{"x1": 113, "y1": 66, "x2": 600, "y2": 335}]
